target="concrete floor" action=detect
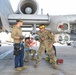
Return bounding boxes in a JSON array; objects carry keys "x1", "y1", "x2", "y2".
[{"x1": 0, "y1": 43, "x2": 76, "y2": 75}]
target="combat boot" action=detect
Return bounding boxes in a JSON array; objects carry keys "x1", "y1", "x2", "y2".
[
  {"x1": 50, "y1": 59, "x2": 53, "y2": 64},
  {"x1": 34, "y1": 64, "x2": 38, "y2": 68},
  {"x1": 21, "y1": 66, "x2": 28, "y2": 69},
  {"x1": 53, "y1": 62, "x2": 57, "y2": 70},
  {"x1": 16, "y1": 67, "x2": 22, "y2": 71},
  {"x1": 34, "y1": 62, "x2": 38, "y2": 68},
  {"x1": 45, "y1": 57, "x2": 49, "y2": 61}
]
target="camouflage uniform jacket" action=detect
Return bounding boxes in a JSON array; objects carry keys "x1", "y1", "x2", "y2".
[{"x1": 37, "y1": 29, "x2": 54, "y2": 47}]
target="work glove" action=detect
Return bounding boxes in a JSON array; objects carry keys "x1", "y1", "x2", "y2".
[
  {"x1": 20, "y1": 36, "x2": 24, "y2": 40},
  {"x1": 34, "y1": 35, "x2": 40, "y2": 40}
]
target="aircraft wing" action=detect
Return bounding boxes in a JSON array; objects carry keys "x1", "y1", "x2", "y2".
[{"x1": 0, "y1": 0, "x2": 76, "y2": 35}]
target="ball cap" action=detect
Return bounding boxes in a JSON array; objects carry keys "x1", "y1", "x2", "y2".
[{"x1": 17, "y1": 19, "x2": 23, "y2": 22}]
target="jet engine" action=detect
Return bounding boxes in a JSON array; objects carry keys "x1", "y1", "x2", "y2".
[{"x1": 18, "y1": 0, "x2": 39, "y2": 14}]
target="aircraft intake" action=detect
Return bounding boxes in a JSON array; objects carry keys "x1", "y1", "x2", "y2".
[{"x1": 18, "y1": 0, "x2": 39, "y2": 14}]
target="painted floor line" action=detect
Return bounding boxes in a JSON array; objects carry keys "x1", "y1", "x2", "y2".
[{"x1": 0, "y1": 49, "x2": 13, "y2": 59}]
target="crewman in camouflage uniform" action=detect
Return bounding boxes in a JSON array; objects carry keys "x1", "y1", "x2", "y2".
[
  {"x1": 34, "y1": 24, "x2": 57, "y2": 69},
  {"x1": 24, "y1": 37, "x2": 36, "y2": 62},
  {"x1": 11, "y1": 19, "x2": 27, "y2": 71}
]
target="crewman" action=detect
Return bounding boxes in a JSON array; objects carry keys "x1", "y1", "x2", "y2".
[
  {"x1": 11, "y1": 19, "x2": 27, "y2": 71},
  {"x1": 34, "y1": 24, "x2": 57, "y2": 69},
  {"x1": 24, "y1": 37, "x2": 36, "y2": 62}
]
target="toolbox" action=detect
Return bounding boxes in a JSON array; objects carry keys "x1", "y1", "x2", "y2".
[{"x1": 57, "y1": 59, "x2": 63, "y2": 64}]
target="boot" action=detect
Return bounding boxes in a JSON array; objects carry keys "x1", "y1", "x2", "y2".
[
  {"x1": 34, "y1": 64, "x2": 38, "y2": 68},
  {"x1": 45, "y1": 57, "x2": 49, "y2": 61},
  {"x1": 21, "y1": 66, "x2": 28, "y2": 69},
  {"x1": 53, "y1": 62, "x2": 57, "y2": 70},
  {"x1": 34, "y1": 62, "x2": 38, "y2": 68},
  {"x1": 50, "y1": 59, "x2": 53, "y2": 64},
  {"x1": 16, "y1": 67, "x2": 22, "y2": 71}
]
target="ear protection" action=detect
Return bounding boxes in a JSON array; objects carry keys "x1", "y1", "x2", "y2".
[
  {"x1": 39, "y1": 25, "x2": 45, "y2": 28},
  {"x1": 41, "y1": 25, "x2": 45, "y2": 28}
]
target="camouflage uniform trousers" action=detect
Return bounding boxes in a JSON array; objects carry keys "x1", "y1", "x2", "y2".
[
  {"x1": 35, "y1": 44, "x2": 57, "y2": 69},
  {"x1": 24, "y1": 49, "x2": 36, "y2": 61}
]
